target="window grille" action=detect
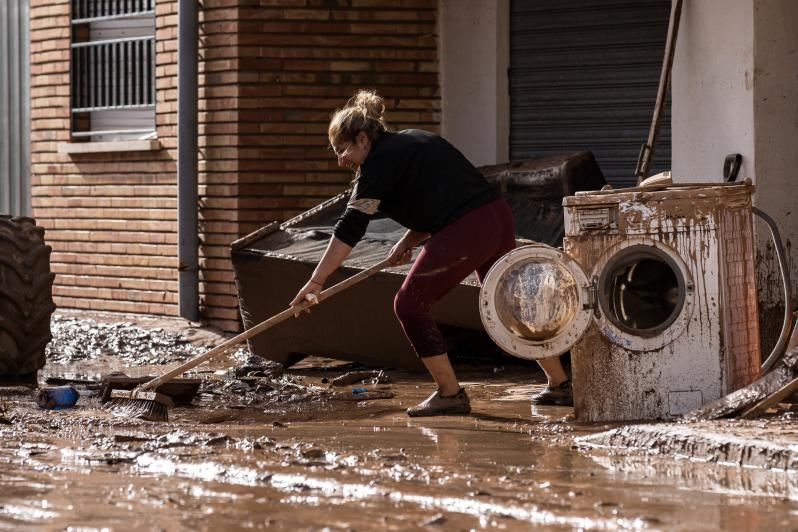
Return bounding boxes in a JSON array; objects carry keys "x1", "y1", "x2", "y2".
[
  {"x1": 70, "y1": 0, "x2": 155, "y2": 141},
  {"x1": 71, "y1": 0, "x2": 155, "y2": 23},
  {"x1": 71, "y1": 37, "x2": 154, "y2": 112}
]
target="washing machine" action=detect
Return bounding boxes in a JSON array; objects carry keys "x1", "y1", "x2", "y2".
[{"x1": 479, "y1": 182, "x2": 761, "y2": 422}]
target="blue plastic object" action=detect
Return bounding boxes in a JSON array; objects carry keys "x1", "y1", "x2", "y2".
[
  {"x1": 35, "y1": 386, "x2": 80, "y2": 410},
  {"x1": 351, "y1": 387, "x2": 368, "y2": 394}
]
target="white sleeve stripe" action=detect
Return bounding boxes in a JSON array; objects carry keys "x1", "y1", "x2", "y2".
[{"x1": 347, "y1": 198, "x2": 381, "y2": 215}]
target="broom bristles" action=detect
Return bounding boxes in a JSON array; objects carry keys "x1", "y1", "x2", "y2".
[{"x1": 106, "y1": 390, "x2": 174, "y2": 422}]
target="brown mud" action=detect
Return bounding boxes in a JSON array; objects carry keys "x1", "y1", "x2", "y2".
[{"x1": 1, "y1": 312, "x2": 798, "y2": 530}]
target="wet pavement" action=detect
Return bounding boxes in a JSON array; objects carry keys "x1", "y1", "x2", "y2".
[{"x1": 2, "y1": 312, "x2": 798, "y2": 530}]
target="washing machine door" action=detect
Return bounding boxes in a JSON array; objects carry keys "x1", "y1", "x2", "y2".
[
  {"x1": 479, "y1": 244, "x2": 592, "y2": 360},
  {"x1": 591, "y1": 237, "x2": 696, "y2": 352}
]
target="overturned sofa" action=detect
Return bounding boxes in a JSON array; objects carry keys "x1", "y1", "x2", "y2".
[{"x1": 230, "y1": 152, "x2": 606, "y2": 370}]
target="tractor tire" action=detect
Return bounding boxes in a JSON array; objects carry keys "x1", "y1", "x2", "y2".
[{"x1": 0, "y1": 216, "x2": 56, "y2": 378}]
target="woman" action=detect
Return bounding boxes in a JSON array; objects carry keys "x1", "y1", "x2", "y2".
[{"x1": 290, "y1": 89, "x2": 517, "y2": 417}]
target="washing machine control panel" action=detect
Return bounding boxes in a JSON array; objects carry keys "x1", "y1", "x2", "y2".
[{"x1": 576, "y1": 206, "x2": 618, "y2": 231}]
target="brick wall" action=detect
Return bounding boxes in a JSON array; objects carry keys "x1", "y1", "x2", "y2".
[
  {"x1": 30, "y1": 0, "x2": 183, "y2": 321},
  {"x1": 235, "y1": 0, "x2": 440, "y2": 235},
  {"x1": 30, "y1": 0, "x2": 440, "y2": 333},
  {"x1": 196, "y1": 1, "x2": 246, "y2": 330}
]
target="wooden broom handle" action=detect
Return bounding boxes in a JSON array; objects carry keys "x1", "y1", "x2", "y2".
[{"x1": 139, "y1": 258, "x2": 393, "y2": 391}]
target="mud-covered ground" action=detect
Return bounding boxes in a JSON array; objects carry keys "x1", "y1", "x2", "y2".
[{"x1": 2, "y1": 311, "x2": 798, "y2": 530}]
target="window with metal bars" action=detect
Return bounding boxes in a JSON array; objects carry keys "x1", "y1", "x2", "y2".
[{"x1": 70, "y1": 0, "x2": 155, "y2": 142}]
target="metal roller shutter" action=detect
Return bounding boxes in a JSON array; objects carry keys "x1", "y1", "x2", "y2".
[
  {"x1": 0, "y1": 0, "x2": 30, "y2": 215},
  {"x1": 510, "y1": 0, "x2": 671, "y2": 187}
]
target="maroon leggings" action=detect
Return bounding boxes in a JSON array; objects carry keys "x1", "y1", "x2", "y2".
[{"x1": 393, "y1": 198, "x2": 516, "y2": 358}]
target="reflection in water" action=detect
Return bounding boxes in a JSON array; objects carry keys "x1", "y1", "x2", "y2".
[
  {"x1": 2, "y1": 363, "x2": 798, "y2": 530},
  {"x1": 136, "y1": 453, "x2": 649, "y2": 530},
  {"x1": 591, "y1": 453, "x2": 798, "y2": 501},
  {"x1": 418, "y1": 425, "x2": 439, "y2": 444}
]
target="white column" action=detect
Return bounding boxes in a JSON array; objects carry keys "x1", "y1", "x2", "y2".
[
  {"x1": 439, "y1": 0, "x2": 509, "y2": 167},
  {"x1": 672, "y1": 0, "x2": 798, "y2": 347},
  {"x1": 671, "y1": 0, "x2": 756, "y2": 183},
  {"x1": 752, "y1": 0, "x2": 798, "y2": 278}
]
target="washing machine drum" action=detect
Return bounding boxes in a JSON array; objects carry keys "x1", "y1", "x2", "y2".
[{"x1": 479, "y1": 243, "x2": 695, "y2": 360}]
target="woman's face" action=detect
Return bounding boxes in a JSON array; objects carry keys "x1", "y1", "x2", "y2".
[{"x1": 332, "y1": 131, "x2": 370, "y2": 171}]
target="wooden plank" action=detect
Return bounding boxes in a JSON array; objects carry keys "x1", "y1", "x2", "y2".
[{"x1": 741, "y1": 376, "x2": 798, "y2": 419}]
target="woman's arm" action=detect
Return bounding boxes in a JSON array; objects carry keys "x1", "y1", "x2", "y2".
[
  {"x1": 289, "y1": 236, "x2": 353, "y2": 313},
  {"x1": 387, "y1": 229, "x2": 430, "y2": 265},
  {"x1": 400, "y1": 229, "x2": 430, "y2": 249}
]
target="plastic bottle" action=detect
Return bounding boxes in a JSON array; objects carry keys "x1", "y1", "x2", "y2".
[{"x1": 35, "y1": 386, "x2": 80, "y2": 410}]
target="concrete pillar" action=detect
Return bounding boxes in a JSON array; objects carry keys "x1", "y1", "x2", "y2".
[
  {"x1": 672, "y1": 0, "x2": 798, "y2": 350},
  {"x1": 752, "y1": 0, "x2": 798, "y2": 348},
  {"x1": 671, "y1": 0, "x2": 756, "y2": 183},
  {"x1": 438, "y1": 0, "x2": 509, "y2": 167}
]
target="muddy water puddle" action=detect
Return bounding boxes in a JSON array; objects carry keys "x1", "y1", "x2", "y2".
[
  {"x1": 2, "y1": 373, "x2": 798, "y2": 531},
  {"x1": 2, "y1": 314, "x2": 798, "y2": 529}
]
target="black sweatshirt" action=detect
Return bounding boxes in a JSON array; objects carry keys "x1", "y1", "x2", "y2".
[{"x1": 333, "y1": 129, "x2": 500, "y2": 247}]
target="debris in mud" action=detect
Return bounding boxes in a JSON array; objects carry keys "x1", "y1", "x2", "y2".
[
  {"x1": 35, "y1": 314, "x2": 405, "y2": 435},
  {"x1": 100, "y1": 373, "x2": 201, "y2": 404},
  {"x1": 234, "y1": 355, "x2": 285, "y2": 379},
  {"x1": 199, "y1": 369, "x2": 332, "y2": 409},
  {"x1": 300, "y1": 447, "x2": 326, "y2": 459},
  {"x1": 44, "y1": 376, "x2": 100, "y2": 387},
  {"x1": 204, "y1": 434, "x2": 234, "y2": 447},
  {"x1": 420, "y1": 514, "x2": 447, "y2": 526},
  {"x1": 89, "y1": 451, "x2": 147, "y2": 465},
  {"x1": 191, "y1": 363, "x2": 398, "y2": 410},
  {"x1": 35, "y1": 386, "x2": 80, "y2": 410},
  {"x1": 0, "y1": 386, "x2": 34, "y2": 397},
  {"x1": 0, "y1": 402, "x2": 10, "y2": 425},
  {"x1": 146, "y1": 430, "x2": 215, "y2": 450},
  {"x1": 46, "y1": 315, "x2": 251, "y2": 365},
  {"x1": 330, "y1": 390, "x2": 395, "y2": 402},
  {"x1": 46, "y1": 316, "x2": 205, "y2": 364},
  {"x1": 373, "y1": 449, "x2": 406, "y2": 462},
  {"x1": 113, "y1": 434, "x2": 153, "y2": 444},
  {"x1": 44, "y1": 316, "x2": 398, "y2": 414},
  {"x1": 331, "y1": 370, "x2": 389, "y2": 387},
  {"x1": 686, "y1": 346, "x2": 798, "y2": 421}
]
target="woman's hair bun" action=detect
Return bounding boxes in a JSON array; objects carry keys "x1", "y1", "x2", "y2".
[
  {"x1": 329, "y1": 88, "x2": 390, "y2": 144},
  {"x1": 349, "y1": 89, "x2": 385, "y2": 121}
]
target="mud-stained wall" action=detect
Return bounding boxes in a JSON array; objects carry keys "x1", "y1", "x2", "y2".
[
  {"x1": 671, "y1": 0, "x2": 798, "y2": 353},
  {"x1": 752, "y1": 0, "x2": 798, "y2": 352}
]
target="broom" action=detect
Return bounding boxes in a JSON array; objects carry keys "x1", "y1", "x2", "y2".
[{"x1": 107, "y1": 258, "x2": 392, "y2": 421}]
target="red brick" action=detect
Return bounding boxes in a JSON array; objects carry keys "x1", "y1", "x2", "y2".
[{"x1": 30, "y1": 0, "x2": 439, "y2": 333}]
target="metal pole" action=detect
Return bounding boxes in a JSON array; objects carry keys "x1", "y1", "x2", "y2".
[
  {"x1": 21, "y1": 0, "x2": 30, "y2": 215},
  {"x1": 177, "y1": 0, "x2": 199, "y2": 321},
  {"x1": 0, "y1": 0, "x2": 30, "y2": 216}
]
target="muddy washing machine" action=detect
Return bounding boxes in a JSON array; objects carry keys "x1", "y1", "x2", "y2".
[{"x1": 479, "y1": 182, "x2": 761, "y2": 422}]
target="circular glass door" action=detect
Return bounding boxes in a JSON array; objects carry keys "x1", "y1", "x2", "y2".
[
  {"x1": 479, "y1": 244, "x2": 592, "y2": 360},
  {"x1": 593, "y1": 238, "x2": 695, "y2": 351}
]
